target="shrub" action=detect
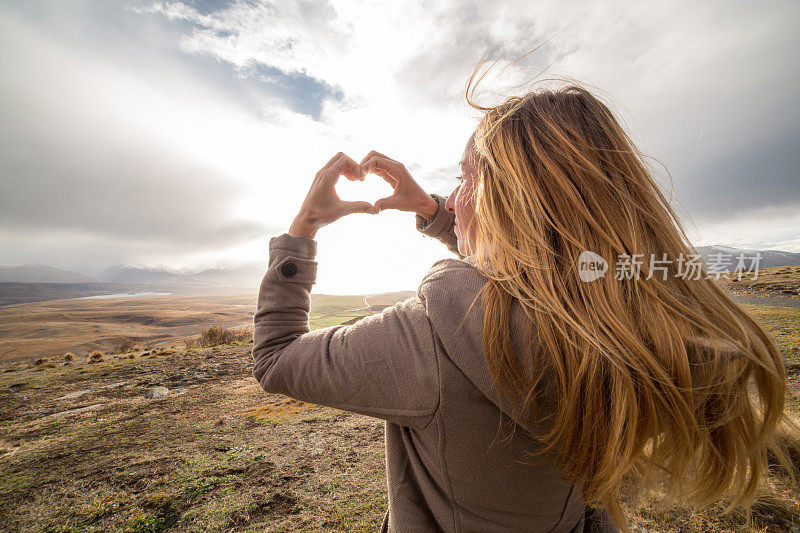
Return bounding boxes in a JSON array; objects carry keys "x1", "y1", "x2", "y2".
[
  {"x1": 115, "y1": 337, "x2": 136, "y2": 353},
  {"x1": 33, "y1": 358, "x2": 47, "y2": 366},
  {"x1": 87, "y1": 351, "x2": 104, "y2": 364},
  {"x1": 63, "y1": 352, "x2": 75, "y2": 362},
  {"x1": 197, "y1": 325, "x2": 253, "y2": 347}
]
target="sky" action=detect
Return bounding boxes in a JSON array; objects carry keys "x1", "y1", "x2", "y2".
[{"x1": 0, "y1": 0, "x2": 798, "y2": 295}]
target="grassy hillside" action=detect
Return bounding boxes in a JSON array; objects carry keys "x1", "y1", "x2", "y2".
[
  {"x1": 0, "y1": 294, "x2": 256, "y2": 362},
  {"x1": 0, "y1": 343, "x2": 388, "y2": 531},
  {"x1": 0, "y1": 292, "x2": 413, "y2": 363},
  {"x1": 0, "y1": 295, "x2": 797, "y2": 530},
  {"x1": 719, "y1": 265, "x2": 800, "y2": 298}
]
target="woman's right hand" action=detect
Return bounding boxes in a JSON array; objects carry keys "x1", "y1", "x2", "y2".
[{"x1": 359, "y1": 150, "x2": 439, "y2": 221}]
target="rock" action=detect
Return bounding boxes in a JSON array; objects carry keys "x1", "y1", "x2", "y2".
[
  {"x1": 45, "y1": 404, "x2": 103, "y2": 419},
  {"x1": 102, "y1": 381, "x2": 128, "y2": 389},
  {"x1": 145, "y1": 386, "x2": 169, "y2": 399},
  {"x1": 172, "y1": 388, "x2": 187, "y2": 396},
  {"x1": 166, "y1": 374, "x2": 190, "y2": 386},
  {"x1": 55, "y1": 390, "x2": 94, "y2": 400}
]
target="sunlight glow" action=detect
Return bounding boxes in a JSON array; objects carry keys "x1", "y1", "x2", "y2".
[{"x1": 334, "y1": 174, "x2": 396, "y2": 205}]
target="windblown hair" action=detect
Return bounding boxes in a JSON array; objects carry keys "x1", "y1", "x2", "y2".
[{"x1": 464, "y1": 63, "x2": 797, "y2": 530}]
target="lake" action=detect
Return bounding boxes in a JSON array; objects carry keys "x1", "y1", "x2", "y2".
[{"x1": 75, "y1": 292, "x2": 173, "y2": 300}]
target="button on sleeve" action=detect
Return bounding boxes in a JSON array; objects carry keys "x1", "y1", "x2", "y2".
[{"x1": 281, "y1": 261, "x2": 298, "y2": 278}]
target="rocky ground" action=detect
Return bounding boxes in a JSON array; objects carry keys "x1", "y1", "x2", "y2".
[
  {"x1": 0, "y1": 343, "x2": 388, "y2": 531},
  {"x1": 720, "y1": 265, "x2": 800, "y2": 299},
  {"x1": 0, "y1": 306, "x2": 798, "y2": 531}
]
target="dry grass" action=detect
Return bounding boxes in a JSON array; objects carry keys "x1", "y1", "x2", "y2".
[
  {"x1": 0, "y1": 293, "x2": 389, "y2": 363},
  {"x1": 720, "y1": 265, "x2": 800, "y2": 298},
  {"x1": 187, "y1": 325, "x2": 253, "y2": 348},
  {"x1": 242, "y1": 398, "x2": 337, "y2": 425},
  {"x1": 0, "y1": 293, "x2": 258, "y2": 362},
  {"x1": 114, "y1": 337, "x2": 137, "y2": 353},
  {"x1": 2, "y1": 338, "x2": 796, "y2": 531},
  {"x1": 0, "y1": 290, "x2": 797, "y2": 530},
  {"x1": 0, "y1": 343, "x2": 387, "y2": 531}
]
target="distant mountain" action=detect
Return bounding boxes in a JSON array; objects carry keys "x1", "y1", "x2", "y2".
[
  {"x1": 0, "y1": 263, "x2": 98, "y2": 283},
  {"x1": 6, "y1": 245, "x2": 798, "y2": 291},
  {"x1": 96, "y1": 262, "x2": 262, "y2": 289},
  {"x1": 96, "y1": 263, "x2": 186, "y2": 283},
  {"x1": 695, "y1": 246, "x2": 800, "y2": 270},
  {"x1": 184, "y1": 265, "x2": 264, "y2": 288}
]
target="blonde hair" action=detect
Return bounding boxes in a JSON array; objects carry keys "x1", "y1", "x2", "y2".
[{"x1": 464, "y1": 61, "x2": 798, "y2": 530}]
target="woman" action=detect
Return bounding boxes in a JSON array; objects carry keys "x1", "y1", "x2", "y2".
[{"x1": 251, "y1": 81, "x2": 795, "y2": 531}]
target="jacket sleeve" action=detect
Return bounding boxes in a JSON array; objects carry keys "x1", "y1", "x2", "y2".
[
  {"x1": 251, "y1": 233, "x2": 441, "y2": 430},
  {"x1": 415, "y1": 193, "x2": 464, "y2": 259}
]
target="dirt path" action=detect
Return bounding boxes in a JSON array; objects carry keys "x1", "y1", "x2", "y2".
[{"x1": 732, "y1": 295, "x2": 800, "y2": 308}]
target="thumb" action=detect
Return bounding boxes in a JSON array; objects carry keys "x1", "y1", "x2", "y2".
[
  {"x1": 344, "y1": 201, "x2": 379, "y2": 215},
  {"x1": 374, "y1": 196, "x2": 401, "y2": 211}
]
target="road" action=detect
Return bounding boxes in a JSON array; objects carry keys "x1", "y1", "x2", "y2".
[
  {"x1": 731, "y1": 295, "x2": 800, "y2": 309},
  {"x1": 347, "y1": 296, "x2": 372, "y2": 312}
]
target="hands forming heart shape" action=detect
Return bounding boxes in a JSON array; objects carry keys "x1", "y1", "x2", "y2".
[{"x1": 288, "y1": 150, "x2": 438, "y2": 239}]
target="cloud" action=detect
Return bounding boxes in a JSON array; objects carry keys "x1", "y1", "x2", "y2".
[
  {"x1": 143, "y1": 0, "x2": 800, "y2": 223},
  {"x1": 0, "y1": 7, "x2": 274, "y2": 252},
  {"x1": 668, "y1": 128, "x2": 800, "y2": 220},
  {"x1": 0, "y1": 0, "x2": 798, "y2": 293}
]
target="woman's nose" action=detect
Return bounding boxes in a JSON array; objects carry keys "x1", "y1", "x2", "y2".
[{"x1": 445, "y1": 188, "x2": 457, "y2": 213}]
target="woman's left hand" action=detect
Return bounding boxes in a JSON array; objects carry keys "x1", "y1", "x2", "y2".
[{"x1": 288, "y1": 152, "x2": 380, "y2": 239}]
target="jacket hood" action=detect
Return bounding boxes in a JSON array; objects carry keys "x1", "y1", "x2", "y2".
[{"x1": 417, "y1": 258, "x2": 560, "y2": 439}]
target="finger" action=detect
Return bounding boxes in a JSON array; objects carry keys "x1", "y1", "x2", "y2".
[
  {"x1": 320, "y1": 153, "x2": 364, "y2": 185},
  {"x1": 360, "y1": 156, "x2": 405, "y2": 185},
  {"x1": 315, "y1": 152, "x2": 345, "y2": 183},
  {"x1": 343, "y1": 200, "x2": 379, "y2": 215},
  {"x1": 313, "y1": 155, "x2": 334, "y2": 186},
  {"x1": 323, "y1": 152, "x2": 344, "y2": 169},
  {"x1": 362, "y1": 163, "x2": 398, "y2": 188},
  {"x1": 373, "y1": 195, "x2": 403, "y2": 211},
  {"x1": 358, "y1": 150, "x2": 398, "y2": 166},
  {"x1": 317, "y1": 152, "x2": 364, "y2": 182}
]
